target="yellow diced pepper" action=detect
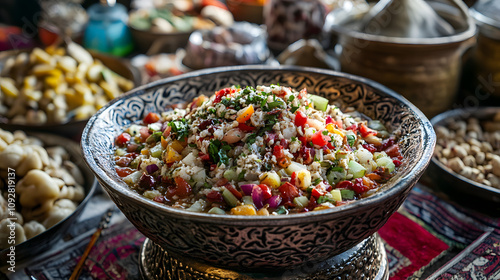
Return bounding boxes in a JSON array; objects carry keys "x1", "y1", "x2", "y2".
[
  {"x1": 45, "y1": 76, "x2": 61, "y2": 88},
  {"x1": 141, "y1": 148, "x2": 149, "y2": 155},
  {"x1": 32, "y1": 64, "x2": 55, "y2": 77},
  {"x1": 165, "y1": 146, "x2": 182, "y2": 164},
  {"x1": 236, "y1": 105, "x2": 254, "y2": 123},
  {"x1": 231, "y1": 205, "x2": 257, "y2": 215},
  {"x1": 257, "y1": 208, "x2": 270, "y2": 216},
  {"x1": 326, "y1": 123, "x2": 345, "y2": 138},
  {"x1": 169, "y1": 140, "x2": 185, "y2": 153}
]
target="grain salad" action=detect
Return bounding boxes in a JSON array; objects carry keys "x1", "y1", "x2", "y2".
[{"x1": 113, "y1": 85, "x2": 402, "y2": 215}]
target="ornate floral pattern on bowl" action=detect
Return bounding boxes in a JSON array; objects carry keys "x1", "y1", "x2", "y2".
[{"x1": 81, "y1": 66, "x2": 435, "y2": 271}]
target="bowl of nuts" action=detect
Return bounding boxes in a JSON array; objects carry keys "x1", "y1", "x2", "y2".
[
  {"x1": 426, "y1": 107, "x2": 500, "y2": 214},
  {"x1": 0, "y1": 43, "x2": 140, "y2": 138}
]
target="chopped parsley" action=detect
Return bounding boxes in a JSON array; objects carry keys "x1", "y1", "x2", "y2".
[
  {"x1": 313, "y1": 178, "x2": 322, "y2": 185},
  {"x1": 168, "y1": 118, "x2": 190, "y2": 141},
  {"x1": 347, "y1": 135, "x2": 356, "y2": 147},
  {"x1": 208, "y1": 139, "x2": 231, "y2": 165}
]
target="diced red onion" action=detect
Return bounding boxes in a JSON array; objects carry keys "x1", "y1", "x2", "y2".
[
  {"x1": 161, "y1": 122, "x2": 169, "y2": 132},
  {"x1": 252, "y1": 186, "x2": 264, "y2": 209},
  {"x1": 139, "y1": 173, "x2": 155, "y2": 190},
  {"x1": 267, "y1": 195, "x2": 282, "y2": 208},
  {"x1": 281, "y1": 177, "x2": 291, "y2": 182},
  {"x1": 146, "y1": 164, "x2": 159, "y2": 174},
  {"x1": 240, "y1": 184, "x2": 257, "y2": 196}
]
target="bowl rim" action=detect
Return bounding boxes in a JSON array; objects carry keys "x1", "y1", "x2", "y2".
[
  {"x1": 430, "y1": 106, "x2": 500, "y2": 196},
  {"x1": 82, "y1": 65, "x2": 435, "y2": 223}
]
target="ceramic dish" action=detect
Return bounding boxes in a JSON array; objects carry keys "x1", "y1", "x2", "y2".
[
  {"x1": 0, "y1": 132, "x2": 97, "y2": 267},
  {"x1": 82, "y1": 66, "x2": 435, "y2": 271},
  {"x1": 423, "y1": 107, "x2": 500, "y2": 214}
]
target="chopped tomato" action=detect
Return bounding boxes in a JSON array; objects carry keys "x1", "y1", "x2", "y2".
[
  {"x1": 143, "y1": 112, "x2": 160, "y2": 125},
  {"x1": 225, "y1": 184, "x2": 243, "y2": 200},
  {"x1": 336, "y1": 180, "x2": 354, "y2": 189},
  {"x1": 206, "y1": 190, "x2": 224, "y2": 203},
  {"x1": 346, "y1": 124, "x2": 357, "y2": 131},
  {"x1": 325, "y1": 115, "x2": 333, "y2": 124},
  {"x1": 362, "y1": 143, "x2": 377, "y2": 153},
  {"x1": 311, "y1": 130, "x2": 329, "y2": 147},
  {"x1": 311, "y1": 184, "x2": 327, "y2": 199},
  {"x1": 299, "y1": 146, "x2": 315, "y2": 165},
  {"x1": 174, "y1": 176, "x2": 192, "y2": 198},
  {"x1": 279, "y1": 182, "x2": 300, "y2": 203},
  {"x1": 393, "y1": 159, "x2": 402, "y2": 167},
  {"x1": 199, "y1": 153, "x2": 210, "y2": 161},
  {"x1": 352, "y1": 178, "x2": 369, "y2": 194},
  {"x1": 291, "y1": 172, "x2": 297, "y2": 186},
  {"x1": 306, "y1": 196, "x2": 318, "y2": 211},
  {"x1": 163, "y1": 125, "x2": 171, "y2": 138},
  {"x1": 385, "y1": 144, "x2": 402, "y2": 159},
  {"x1": 238, "y1": 123, "x2": 255, "y2": 132},
  {"x1": 214, "y1": 88, "x2": 234, "y2": 104},
  {"x1": 294, "y1": 111, "x2": 308, "y2": 127},
  {"x1": 115, "y1": 156, "x2": 133, "y2": 167},
  {"x1": 273, "y1": 145, "x2": 284, "y2": 159},
  {"x1": 115, "y1": 167, "x2": 135, "y2": 177},
  {"x1": 359, "y1": 123, "x2": 376, "y2": 138},
  {"x1": 140, "y1": 127, "x2": 151, "y2": 142},
  {"x1": 258, "y1": 184, "x2": 272, "y2": 200},
  {"x1": 116, "y1": 132, "x2": 131, "y2": 147}
]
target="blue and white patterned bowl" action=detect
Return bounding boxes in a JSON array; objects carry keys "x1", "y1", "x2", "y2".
[{"x1": 81, "y1": 66, "x2": 435, "y2": 271}]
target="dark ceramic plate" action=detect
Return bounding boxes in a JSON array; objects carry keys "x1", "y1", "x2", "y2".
[
  {"x1": 82, "y1": 66, "x2": 435, "y2": 271},
  {"x1": 0, "y1": 49, "x2": 141, "y2": 139},
  {"x1": 0, "y1": 132, "x2": 97, "y2": 267},
  {"x1": 424, "y1": 107, "x2": 500, "y2": 215}
]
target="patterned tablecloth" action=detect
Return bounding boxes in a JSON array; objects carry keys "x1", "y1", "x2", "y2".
[{"x1": 2, "y1": 183, "x2": 499, "y2": 280}]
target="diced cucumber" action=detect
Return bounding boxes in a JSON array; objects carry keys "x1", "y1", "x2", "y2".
[
  {"x1": 123, "y1": 171, "x2": 142, "y2": 185},
  {"x1": 222, "y1": 189, "x2": 239, "y2": 207},
  {"x1": 327, "y1": 167, "x2": 346, "y2": 185},
  {"x1": 285, "y1": 161, "x2": 307, "y2": 175},
  {"x1": 330, "y1": 189, "x2": 342, "y2": 202},
  {"x1": 115, "y1": 148, "x2": 126, "y2": 156},
  {"x1": 224, "y1": 169, "x2": 238, "y2": 181},
  {"x1": 129, "y1": 157, "x2": 141, "y2": 169},
  {"x1": 242, "y1": 196, "x2": 254, "y2": 206},
  {"x1": 368, "y1": 120, "x2": 386, "y2": 131},
  {"x1": 208, "y1": 207, "x2": 226, "y2": 215},
  {"x1": 376, "y1": 157, "x2": 395, "y2": 173},
  {"x1": 308, "y1": 94, "x2": 329, "y2": 112},
  {"x1": 293, "y1": 196, "x2": 310, "y2": 208},
  {"x1": 186, "y1": 200, "x2": 204, "y2": 212},
  {"x1": 150, "y1": 144, "x2": 163, "y2": 158},
  {"x1": 128, "y1": 124, "x2": 142, "y2": 136},
  {"x1": 340, "y1": 189, "x2": 355, "y2": 200},
  {"x1": 348, "y1": 160, "x2": 366, "y2": 178}
]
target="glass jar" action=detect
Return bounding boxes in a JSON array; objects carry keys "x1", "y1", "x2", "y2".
[{"x1": 83, "y1": 3, "x2": 133, "y2": 57}]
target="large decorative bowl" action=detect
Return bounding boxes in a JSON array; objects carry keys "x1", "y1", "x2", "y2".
[{"x1": 82, "y1": 66, "x2": 435, "y2": 271}]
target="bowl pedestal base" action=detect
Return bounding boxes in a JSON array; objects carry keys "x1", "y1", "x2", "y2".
[{"x1": 139, "y1": 234, "x2": 388, "y2": 280}]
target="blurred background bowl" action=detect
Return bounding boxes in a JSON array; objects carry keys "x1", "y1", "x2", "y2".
[
  {"x1": 0, "y1": 131, "x2": 97, "y2": 267},
  {"x1": 0, "y1": 49, "x2": 141, "y2": 139},
  {"x1": 423, "y1": 107, "x2": 500, "y2": 215},
  {"x1": 226, "y1": 0, "x2": 265, "y2": 24},
  {"x1": 82, "y1": 66, "x2": 435, "y2": 271}
]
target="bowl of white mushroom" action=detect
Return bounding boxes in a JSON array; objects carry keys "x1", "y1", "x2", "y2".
[
  {"x1": 0, "y1": 128, "x2": 97, "y2": 266},
  {"x1": 0, "y1": 42, "x2": 139, "y2": 138},
  {"x1": 425, "y1": 107, "x2": 500, "y2": 214}
]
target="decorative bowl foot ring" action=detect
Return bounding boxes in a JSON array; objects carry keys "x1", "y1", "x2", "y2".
[{"x1": 139, "y1": 234, "x2": 389, "y2": 280}]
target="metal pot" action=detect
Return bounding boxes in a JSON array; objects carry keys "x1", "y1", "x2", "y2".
[
  {"x1": 326, "y1": 0, "x2": 477, "y2": 117},
  {"x1": 470, "y1": 0, "x2": 500, "y2": 98}
]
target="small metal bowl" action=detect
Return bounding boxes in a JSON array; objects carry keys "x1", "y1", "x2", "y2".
[
  {"x1": 0, "y1": 132, "x2": 98, "y2": 267},
  {"x1": 0, "y1": 50, "x2": 141, "y2": 139},
  {"x1": 423, "y1": 107, "x2": 500, "y2": 215}
]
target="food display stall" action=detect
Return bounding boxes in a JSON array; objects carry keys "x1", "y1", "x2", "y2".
[{"x1": 0, "y1": 0, "x2": 499, "y2": 279}]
